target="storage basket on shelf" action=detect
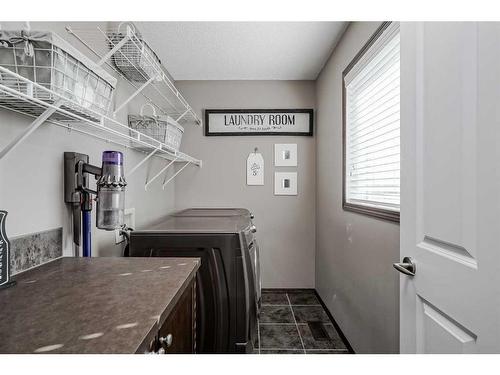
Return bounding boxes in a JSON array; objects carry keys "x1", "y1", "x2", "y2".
[
  {"x1": 107, "y1": 23, "x2": 162, "y2": 83},
  {"x1": 128, "y1": 104, "x2": 184, "y2": 151},
  {"x1": 0, "y1": 30, "x2": 117, "y2": 122}
]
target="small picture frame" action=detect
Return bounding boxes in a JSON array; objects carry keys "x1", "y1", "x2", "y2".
[
  {"x1": 274, "y1": 144, "x2": 297, "y2": 167},
  {"x1": 274, "y1": 172, "x2": 298, "y2": 196}
]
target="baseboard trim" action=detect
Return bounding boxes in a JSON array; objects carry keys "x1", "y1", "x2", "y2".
[
  {"x1": 313, "y1": 290, "x2": 355, "y2": 354},
  {"x1": 262, "y1": 288, "x2": 315, "y2": 293},
  {"x1": 261, "y1": 288, "x2": 355, "y2": 353}
]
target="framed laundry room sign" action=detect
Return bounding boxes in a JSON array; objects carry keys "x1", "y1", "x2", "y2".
[{"x1": 204, "y1": 109, "x2": 314, "y2": 136}]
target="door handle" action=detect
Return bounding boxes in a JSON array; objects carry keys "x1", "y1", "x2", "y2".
[{"x1": 393, "y1": 257, "x2": 416, "y2": 276}]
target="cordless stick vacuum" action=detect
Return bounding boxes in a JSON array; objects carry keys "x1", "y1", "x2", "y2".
[{"x1": 64, "y1": 151, "x2": 127, "y2": 257}]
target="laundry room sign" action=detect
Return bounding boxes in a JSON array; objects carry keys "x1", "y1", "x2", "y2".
[{"x1": 205, "y1": 109, "x2": 313, "y2": 136}]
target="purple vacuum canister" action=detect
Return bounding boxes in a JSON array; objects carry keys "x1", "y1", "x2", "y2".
[
  {"x1": 101, "y1": 150, "x2": 123, "y2": 165},
  {"x1": 96, "y1": 151, "x2": 127, "y2": 230}
]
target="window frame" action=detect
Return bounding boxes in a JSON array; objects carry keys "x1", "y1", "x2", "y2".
[{"x1": 342, "y1": 22, "x2": 400, "y2": 223}]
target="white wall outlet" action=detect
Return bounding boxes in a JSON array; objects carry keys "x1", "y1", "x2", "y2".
[
  {"x1": 115, "y1": 208, "x2": 136, "y2": 244},
  {"x1": 115, "y1": 228, "x2": 124, "y2": 244}
]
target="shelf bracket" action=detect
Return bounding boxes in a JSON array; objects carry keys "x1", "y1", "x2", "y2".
[
  {"x1": 126, "y1": 148, "x2": 159, "y2": 178},
  {"x1": 97, "y1": 35, "x2": 130, "y2": 66},
  {"x1": 0, "y1": 100, "x2": 63, "y2": 161},
  {"x1": 176, "y1": 109, "x2": 190, "y2": 123},
  {"x1": 113, "y1": 74, "x2": 158, "y2": 116},
  {"x1": 66, "y1": 26, "x2": 102, "y2": 61},
  {"x1": 144, "y1": 157, "x2": 178, "y2": 191},
  {"x1": 162, "y1": 161, "x2": 191, "y2": 190}
]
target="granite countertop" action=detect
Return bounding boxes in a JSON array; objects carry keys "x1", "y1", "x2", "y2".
[{"x1": 0, "y1": 257, "x2": 200, "y2": 354}]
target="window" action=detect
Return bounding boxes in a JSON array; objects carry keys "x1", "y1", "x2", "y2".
[{"x1": 342, "y1": 22, "x2": 400, "y2": 222}]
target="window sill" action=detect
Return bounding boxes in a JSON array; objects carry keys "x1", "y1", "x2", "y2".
[{"x1": 343, "y1": 202, "x2": 400, "y2": 223}]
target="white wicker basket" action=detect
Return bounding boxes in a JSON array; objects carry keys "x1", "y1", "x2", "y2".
[
  {"x1": 128, "y1": 104, "x2": 184, "y2": 151},
  {"x1": 0, "y1": 30, "x2": 117, "y2": 122}
]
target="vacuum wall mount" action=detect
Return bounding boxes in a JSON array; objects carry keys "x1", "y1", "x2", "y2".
[{"x1": 64, "y1": 151, "x2": 126, "y2": 257}]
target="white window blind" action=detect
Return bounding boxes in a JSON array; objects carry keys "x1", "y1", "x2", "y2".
[{"x1": 344, "y1": 22, "x2": 400, "y2": 213}]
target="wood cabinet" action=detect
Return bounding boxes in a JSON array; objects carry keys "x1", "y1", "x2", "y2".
[{"x1": 152, "y1": 279, "x2": 196, "y2": 354}]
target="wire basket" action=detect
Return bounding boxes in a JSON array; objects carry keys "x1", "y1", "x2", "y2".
[
  {"x1": 128, "y1": 104, "x2": 184, "y2": 151},
  {"x1": 107, "y1": 23, "x2": 162, "y2": 83},
  {"x1": 0, "y1": 30, "x2": 117, "y2": 122}
]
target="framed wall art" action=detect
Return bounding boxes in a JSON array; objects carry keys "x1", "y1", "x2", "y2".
[
  {"x1": 274, "y1": 143, "x2": 297, "y2": 167},
  {"x1": 274, "y1": 172, "x2": 298, "y2": 196},
  {"x1": 205, "y1": 109, "x2": 313, "y2": 136}
]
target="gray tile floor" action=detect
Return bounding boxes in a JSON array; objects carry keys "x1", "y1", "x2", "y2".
[{"x1": 255, "y1": 289, "x2": 350, "y2": 354}]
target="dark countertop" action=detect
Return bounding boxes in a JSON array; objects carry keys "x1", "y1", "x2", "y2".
[{"x1": 0, "y1": 257, "x2": 200, "y2": 354}]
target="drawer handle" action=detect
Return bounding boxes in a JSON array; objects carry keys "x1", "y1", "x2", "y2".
[
  {"x1": 159, "y1": 334, "x2": 173, "y2": 348},
  {"x1": 145, "y1": 347, "x2": 165, "y2": 354}
]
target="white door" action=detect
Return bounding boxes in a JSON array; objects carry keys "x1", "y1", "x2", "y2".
[{"x1": 399, "y1": 22, "x2": 500, "y2": 353}]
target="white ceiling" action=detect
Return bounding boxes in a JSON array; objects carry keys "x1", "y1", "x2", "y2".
[{"x1": 136, "y1": 22, "x2": 348, "y2": 81}]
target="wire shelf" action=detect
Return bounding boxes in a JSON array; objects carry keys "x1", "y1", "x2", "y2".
[
  {"x1": 107, "y1": 24, "x2": 162, "y2": 83},
  {"x1": 65, "y1": 23, "x2": 202, "y2": 127},
  {"x1": 0, "y1": 65, "x2": 201, "y2": 167},
  {"x1": 0, "y1": 29, "x2": 116, "y2": 123}
]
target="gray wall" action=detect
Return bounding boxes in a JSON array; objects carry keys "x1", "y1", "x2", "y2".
[
  {"x1": 174, "y1": 81, "x2": 316, "y2": 288},
  {"x1": 0, "y1": 22, "x2": 177, "y2": 260},
  {"x1": 315, "y1": 22, "x2": 400, "y2": 353}
]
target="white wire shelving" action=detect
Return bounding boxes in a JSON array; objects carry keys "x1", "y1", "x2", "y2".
[
  {"x1": 0, "y1": 23, "x2": 202, "y2": 190},
  {"x1": 65, "y1": 23, "x2": 202, "y2": 126}
]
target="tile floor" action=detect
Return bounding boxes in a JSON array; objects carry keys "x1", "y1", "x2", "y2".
[{"x1": 255, "y1": 289, "x2": 351, "y2": 354}]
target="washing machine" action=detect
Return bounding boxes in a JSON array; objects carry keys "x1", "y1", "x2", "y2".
[{"x1": 129, "y1": 208, "x2": 261, "y2": 353}]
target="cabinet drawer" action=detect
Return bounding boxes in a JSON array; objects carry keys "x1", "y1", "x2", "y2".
[{"x1": 156, "y1": 279, "x2": 196, "y2": 354}]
